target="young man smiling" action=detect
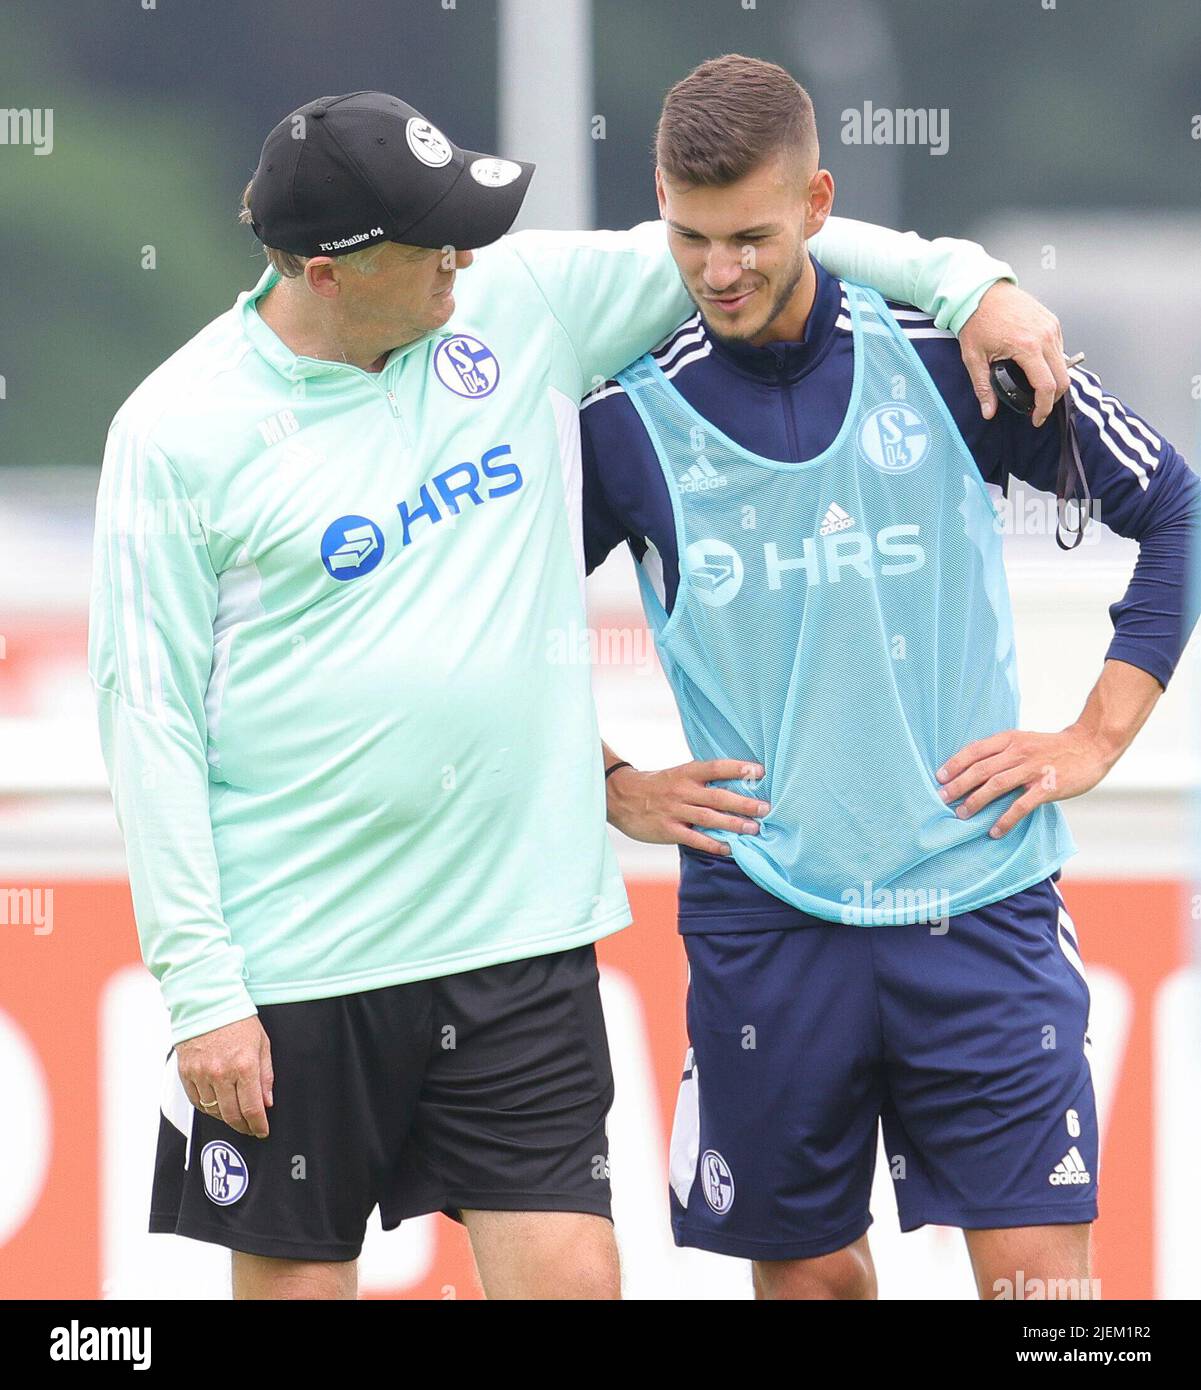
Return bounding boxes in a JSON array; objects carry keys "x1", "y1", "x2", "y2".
[{"x1": 586, "y1": 55, "x2": 1198, "y2": 1299}]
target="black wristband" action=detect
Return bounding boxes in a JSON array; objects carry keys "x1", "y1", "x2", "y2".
[{"x1": 604, "y1": 760, "x2": 633, "y2": 780}]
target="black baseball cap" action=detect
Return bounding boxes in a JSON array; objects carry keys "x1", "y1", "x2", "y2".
[{"x1": 247, "y1": 91, "x2": 536, "y2": 257}]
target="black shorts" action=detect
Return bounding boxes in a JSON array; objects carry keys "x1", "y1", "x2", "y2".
[{"x1": 149, "y1": 944, "x2": 614, "y2": 1262}]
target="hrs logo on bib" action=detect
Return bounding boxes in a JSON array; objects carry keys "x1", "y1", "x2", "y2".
[{"x1": 685, "y1": 528, "x2": 925, "y2": 605}]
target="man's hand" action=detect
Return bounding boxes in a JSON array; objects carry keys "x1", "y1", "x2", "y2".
[
  {"x1": 959, "y1": 281, "x2": 1069, "y2": 427},
  {"x1": 176, "y1": 1015, "x2": 274, "y2": 1139},
  {"x1": 936, "y1": 725, "x2": 1118, "y2": 840},
  {"x1": 937, "y1": 660, "x2": 1164, "y2": 837},
  {"x1": 606, "y1": 759, "x2": 768, "y2": 855}
]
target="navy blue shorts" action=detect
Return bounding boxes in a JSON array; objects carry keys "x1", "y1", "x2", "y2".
[{"x1": 669, "y1": 876, "x2": 1098, "y2": 1261}]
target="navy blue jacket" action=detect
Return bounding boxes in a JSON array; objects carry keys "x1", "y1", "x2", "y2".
[{"x1": 581, "y1": 259, "x2": 1200, "y2": 927}]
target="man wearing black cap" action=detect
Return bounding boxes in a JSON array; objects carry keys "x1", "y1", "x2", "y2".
[{"x1": 89, "y1": 89, "x2": 1065, "y2": 1298}]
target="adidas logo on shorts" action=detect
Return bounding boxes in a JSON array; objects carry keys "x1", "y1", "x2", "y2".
[
  {"x1": 819, "y1": 501, "x2": 855, "y2": 536},
  {"x1": 679, "y1": 458, "x2": 728, "y2": 492},
  {"x1": 1048, "y1": 1145, "x2": 1091, "y2": 1186}
]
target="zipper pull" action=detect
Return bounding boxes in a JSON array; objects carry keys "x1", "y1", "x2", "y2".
[{"x1": 385, "y1": 389, "x2": 400, "y2": 417}]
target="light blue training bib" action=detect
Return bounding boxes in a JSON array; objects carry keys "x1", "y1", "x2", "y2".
[{"x1": 616, "y1": 282, "x2": 1075, "y2": 925}]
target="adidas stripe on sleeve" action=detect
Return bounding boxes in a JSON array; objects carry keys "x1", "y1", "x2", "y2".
[
  {"x1": 88, "y1": 417, "x2": 256, "y2": 1044},
  {"x1": 998, "y1": 367, "x2": 1201, "y2": 689}
]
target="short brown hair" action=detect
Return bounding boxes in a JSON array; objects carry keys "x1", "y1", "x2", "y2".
[{"x1": 655, "y1": 54, "x2": 816, "y2": 187}]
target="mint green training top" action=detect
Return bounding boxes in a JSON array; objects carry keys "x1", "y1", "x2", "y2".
[{"x1": 87, "y1": 217, "x2": 1013, "y2": 1043}]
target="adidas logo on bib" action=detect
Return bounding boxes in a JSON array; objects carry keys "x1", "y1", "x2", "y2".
[
  {"x1": 1048, "y1": 1146, "x2": 1091, "y2": 1186},
  {"x1": 819, "y1": 501, "x2": 856, "y2": 536},
  {"x1": 679, "y1": 458, "x2": 728, "y2": 492}
]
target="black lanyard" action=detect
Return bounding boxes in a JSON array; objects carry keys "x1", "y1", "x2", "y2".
[
  {"x1": 1054, "y1": 389, "x2": 1092, "y2": 550},
  {"x1": 990, "y1": 356, "x2": 1092, "y2": 549}
]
